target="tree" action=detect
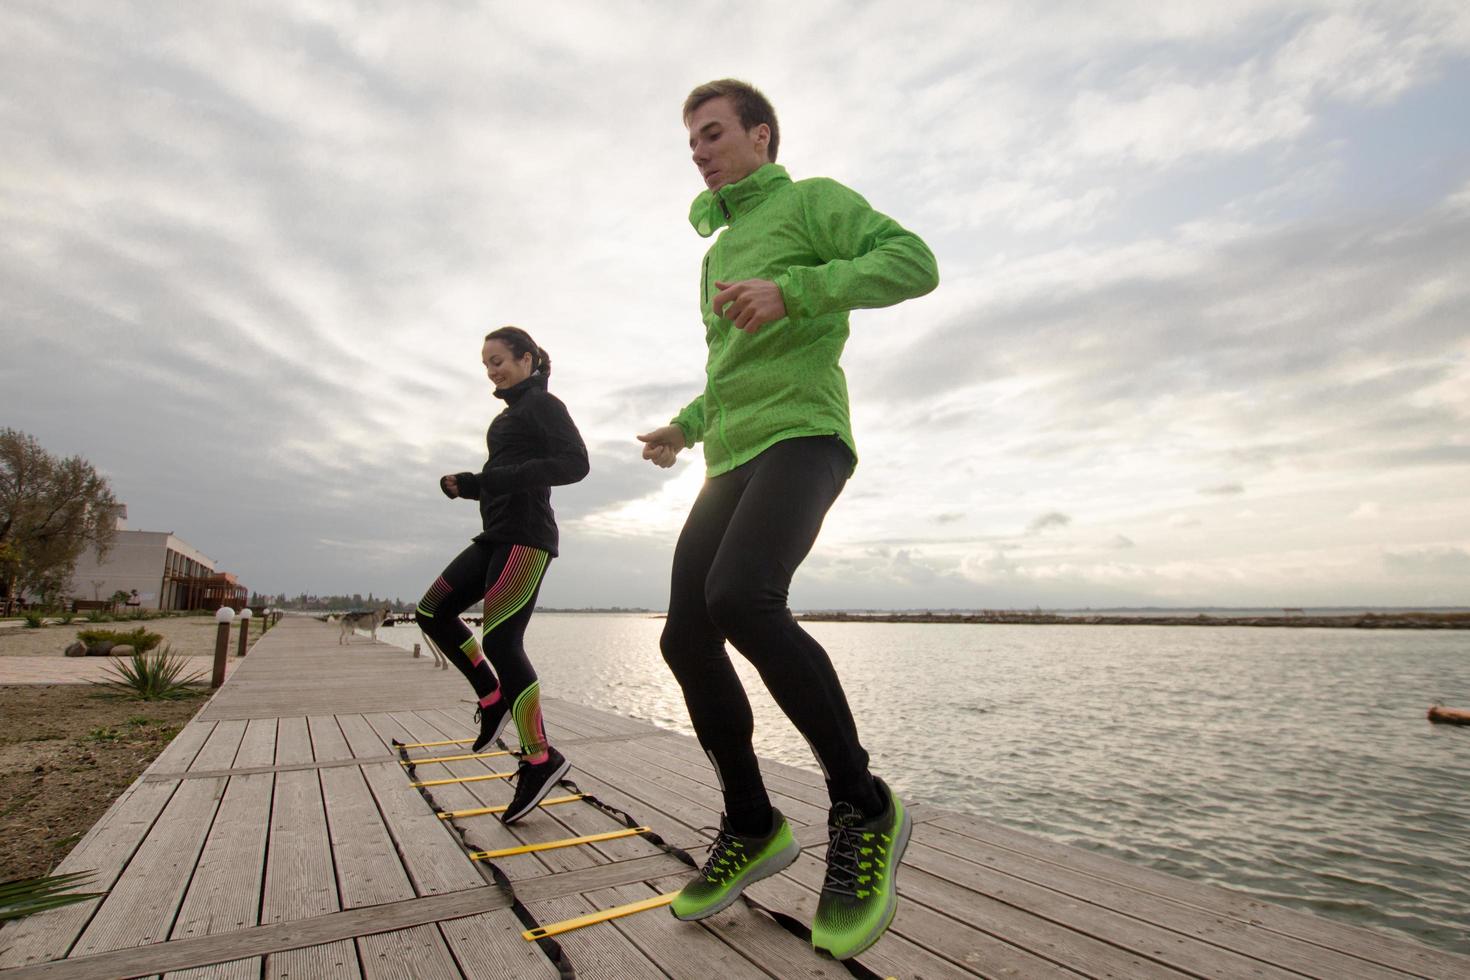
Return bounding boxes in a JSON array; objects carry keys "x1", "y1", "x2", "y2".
[{"x1": 0, "y1": 429, "x2": 119, "y2": 612}]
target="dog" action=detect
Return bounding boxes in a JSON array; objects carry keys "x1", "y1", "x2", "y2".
[{"x1": 338, "y1": 606, "x2": 390, "y2": 644}]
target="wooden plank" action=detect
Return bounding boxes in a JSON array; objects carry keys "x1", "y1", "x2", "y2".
[
  {"x1": 187, "y1": 719, "x2": 246, "y2": 772},
  {"x1": 434, "y1": 911, "x2": 560, "y2": 979},
  {"x1": 0, "y1": 780, "x2": 179, "y2": 968},
  {"x1": 163, "y1": 774, "x2": 273, "y2": 946},
  {"x1": 577, "y1": 877, "x2": 773, "y2": 979},
  {"x1": 743, "y1": 867, "x2": 1000, "y2": 979},
  {"x1": 336, "y1": 715, "x2": 486, "y2": 897},
  {"x1": 261, "y1": 767, "x2": 359, "y2": 980},
  {"x1": 318, "y1": 765, "x2": 411, "y2": 908},
  {"x1": 375, "y1": 710, "x2": 568, "y2": 883},
  {"x1": 143, "y1": 756, "x2": 399, "y2": 782},
  {"x1": 145, "y1": 719, "x2": 216, "y2": 774},
  {"x1": 266, "y1": 941, "x2": 359, "y2": 980},
  {"x1": 514, "y1": 893, "x2": 664, "y2": 979},
  {"x1": 928, "y1": 811, "x2": 1470, "y2": 979},
  {"x1": 0, "y1": 886, "x2": 514, "y2": 980},
  {"x1": 914, "y1": 821, "x2": 1416, "y2": 980},
  {"x1": 273, "y1": 715, "x2": 313, "y2": 765},
  {"x1": 307, "y1": 715, "x2": 353, "y2": 763},
  {"x1": 233, "y1": 717, "x2": 278, "y2": 768},
  {"x1": 624, "y1": 872, "x2": 852, "y2": 979},
  {"x1": 314, "y1": 731, "x2": 466, "y2": 980},
  {"x1": 896, "y1": 833, "x2": 1305, "y2": 979},
  {"x1": 363, "y1": 710, "x2": 520, "y2": 845},
  {"x1": 70, "y1": 778, "x2": 225, "y2": 956},
  {"x1": 355, "y1": 927, "x2": 463, "y2": 980}
]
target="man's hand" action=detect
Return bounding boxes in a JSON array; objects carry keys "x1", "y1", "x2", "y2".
[
  {"x1": 712, "y1": 279, "x2": 785, "y2": 334},
  {"x1": 637, "y1": 426, "x2": 686, "y2": 468},
  {"x1": 440, "y1": 474, "x2": 460, "y2": 498}
]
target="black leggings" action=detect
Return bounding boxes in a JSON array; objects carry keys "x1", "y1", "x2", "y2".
[
  {"x1": 660, "y1": 436, "x2": 872, "y2": 818},
  {"x1": 415, "y1": 542, "x2": 550, "y2": 750}
]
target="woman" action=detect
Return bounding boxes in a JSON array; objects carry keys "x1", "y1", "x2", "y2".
[{"x1": 416, "y1": 326, "x2": 588, "y2": 824}]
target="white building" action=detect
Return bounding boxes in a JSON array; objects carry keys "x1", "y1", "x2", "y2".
[{"x1": 69, "y1": 513, "x2": 242, "y2": 610}]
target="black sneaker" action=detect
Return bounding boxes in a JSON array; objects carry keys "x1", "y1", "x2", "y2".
[
  {"x1": 500, "y1": 746, "x2": 571, "y2": 824},
  {"x1": 812, "y1": 776, "x2": 911, "y2": 959},
  {"x1": 472, "y1": 699, "x2": 509, "y2": 753}
]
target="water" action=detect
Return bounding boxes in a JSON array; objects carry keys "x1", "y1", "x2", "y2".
[{"x1": 380, "y1": 613, "x2": 1470, "y2": 954}]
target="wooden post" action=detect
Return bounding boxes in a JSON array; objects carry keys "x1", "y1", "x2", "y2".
[
  {"x1": 212, "y1": 621, "x2": 231, "y2": 687},
  {"x1": 413, "y1": 643, "x2": 421, "y2": 658},
  {"x1": 237, "y1": 616, "x2": 251, "y2": 657}
]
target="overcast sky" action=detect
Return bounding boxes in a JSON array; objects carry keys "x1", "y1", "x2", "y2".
[{"x1": 4, "y1": 1, "x2": 1468, "y2": 610}]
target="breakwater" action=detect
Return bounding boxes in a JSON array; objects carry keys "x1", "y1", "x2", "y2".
[{"x1": 795, "y1": 610, "x2": 1470, "y2": 629}]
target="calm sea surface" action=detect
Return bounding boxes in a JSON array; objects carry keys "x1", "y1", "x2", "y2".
[{"x1": 380, "y1": 613, "x2": 1470, "y2": 954}]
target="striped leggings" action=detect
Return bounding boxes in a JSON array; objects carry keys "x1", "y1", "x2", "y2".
[{"x1": 415, "y1": 541, "x2": 551, "y2": 754}]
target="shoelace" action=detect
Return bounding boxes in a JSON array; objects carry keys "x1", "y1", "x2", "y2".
[
  {"x1": 822, "y1": 803, "x2": 868, "y2": 897},
  {"x1": 695, "y1": 825, "x2": 747, "y2": 883}
]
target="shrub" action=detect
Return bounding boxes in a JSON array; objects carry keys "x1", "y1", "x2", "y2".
[
  {"x1": 76, "y1": 627, "x2": 162, "y2": 655},
  {"x1": 22, "y1": 610, "x2": 47, "y2": 628},
  {"x1": 97, "y1": 644, "x2": 205, "y2": 700},
  {"x1": 83, "y1": 609, "x2": 112, "y2": 623},
  {"x1": 57, "y1": 612, "x2": 76, "y2": 625}
]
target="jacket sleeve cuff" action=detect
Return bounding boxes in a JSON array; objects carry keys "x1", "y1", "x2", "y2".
[{"x1": 455, "y1": 471, "x2": 481, "y2": 499}]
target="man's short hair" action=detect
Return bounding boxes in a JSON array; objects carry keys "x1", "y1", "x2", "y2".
[{"x1": 683, "y1": 79, "x2": 780, "y2": 162}]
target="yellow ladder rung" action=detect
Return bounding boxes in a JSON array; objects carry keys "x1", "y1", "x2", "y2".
[
  {"x1": 409, "y1": 771, "x2": 514, "y2": 788},
  {"x1": 397, "y1": 737, "x2": 474, "y2": 749},
  {"x1": 401, "y1": 749, "x2": 512, "y2": 766},
  {"x1": 522, "y1": 892, "x2": 675, "y2": 940},
  {"x1": 438, "y1": 795, "x2": 583, "y2": 819},
  {"x1": 472, "y1": 826, "x2": 648, "y2": 860}
]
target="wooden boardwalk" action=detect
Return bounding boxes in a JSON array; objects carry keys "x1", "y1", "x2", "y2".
[{"x1": 2, "y1": 617, "x2": 1465, "y2": 979}]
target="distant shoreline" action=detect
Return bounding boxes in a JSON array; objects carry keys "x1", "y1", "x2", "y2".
[{"x1": 792, "y1": 611, "x2": 1470, "y2": 629}]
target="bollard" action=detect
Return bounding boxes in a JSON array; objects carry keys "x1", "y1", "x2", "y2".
[
  {"x1": 212, "y1": 606, "x2": 235, "y2": 688},
  {"x1": 237, "y1": 607, "x2": 253, "y2": 657},
  {"x1": 413, "y1": 643, "x2": 421, "y2": 659}
]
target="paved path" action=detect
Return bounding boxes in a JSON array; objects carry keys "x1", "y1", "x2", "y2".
[{"x1": 0, "y1": 656, "x2": 240, "y2": 685}]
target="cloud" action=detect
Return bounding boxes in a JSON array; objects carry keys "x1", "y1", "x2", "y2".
[
  {"x1": 5, "y1": 2, "x2": 1469, "y2": 610},
  {"x1": 1199, "y1": 483, "x2": 1245, "y2": 496},
  {"x1": 1028, "y1": 512, "x2": 1072, "y2": 534},
  {"x1": 1382, "y1": 546, "x2": 1470, "y2": 575},
  {"x1": 1109, "y1": 535, "x2": 1136, "y2": 549}
]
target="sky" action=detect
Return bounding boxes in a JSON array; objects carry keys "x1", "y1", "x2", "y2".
[{"x1": 3, "y1": 1, "x2": 1468, "y2": 610}]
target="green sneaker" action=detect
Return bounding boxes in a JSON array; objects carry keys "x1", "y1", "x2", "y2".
[
  {"x1": 670, "y1": 810, "x2": 800, "y2": 921},
  {"x1": 812, "y1": 777, "x2": 912, "y2": 959}
]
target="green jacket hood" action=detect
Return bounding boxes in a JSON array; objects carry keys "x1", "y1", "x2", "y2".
[{"x1": 688, "y1": 164, "x2": 792, "y2": 238}]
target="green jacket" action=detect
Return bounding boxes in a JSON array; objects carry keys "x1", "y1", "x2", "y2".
[{"x1": 673, "y1": 163, "x2": 939, "y2": 476}]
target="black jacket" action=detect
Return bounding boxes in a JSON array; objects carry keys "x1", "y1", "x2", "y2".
[{"x1": 451, "y1": 374, "x2": 588, "y2": 557}]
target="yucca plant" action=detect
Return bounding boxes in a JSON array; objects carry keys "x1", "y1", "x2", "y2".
[
  {"x1": 22, "y1": 610, "x2": 47, "y2": 628},
  {"x1": 0, "y1": 871, "x2": 102, "y2": 921},
  {"x1": 98, "y1": 644, "x2": 205, "y2": 700}
]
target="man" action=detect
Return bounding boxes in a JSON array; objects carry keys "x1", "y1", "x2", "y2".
[{"x1": 637, "y1": 79, "x2": 939, "y2": 959}]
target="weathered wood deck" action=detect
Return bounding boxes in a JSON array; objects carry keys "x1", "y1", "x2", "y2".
[{"x1": 2, "y1": 617, "x2": 1465, "y2": 979}]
